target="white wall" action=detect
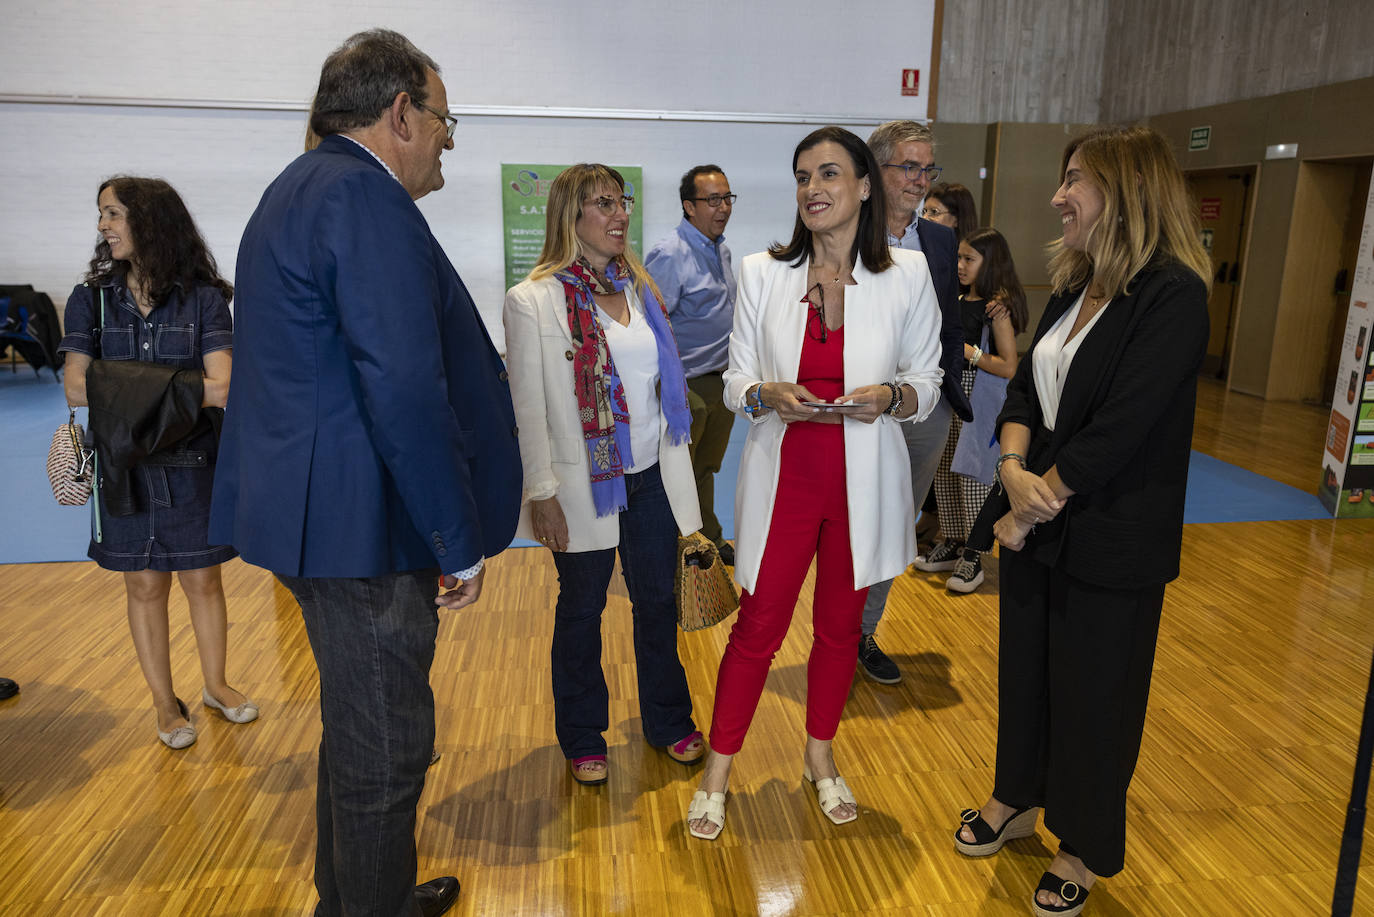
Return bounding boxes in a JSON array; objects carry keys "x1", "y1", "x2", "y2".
[{"x1": 0, "y1": 0, "x2": 939, "y2": 345}]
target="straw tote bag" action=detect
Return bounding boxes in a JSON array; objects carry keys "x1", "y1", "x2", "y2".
[
  {"x1": 675, "y1": 532, "x2": 739, "y2": 631},
  {"x1": 47, "y1": 286, "x2": 101, "y2": 505}
]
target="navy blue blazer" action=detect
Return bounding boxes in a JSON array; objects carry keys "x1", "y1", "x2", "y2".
[
  {"x1": 209, "y1": 136, "x2": 521, "y2": 578},
  {"x1": 914, "y1": 219, "x2": 973, "y2": 421}
]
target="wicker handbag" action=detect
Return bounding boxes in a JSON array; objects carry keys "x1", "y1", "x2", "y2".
[
  {"x1": 48, "y1": 408, "x2": 95, "y2": 505},
  {"x1": 675, "y1": 532, "x2": 739, "y2": 631}
]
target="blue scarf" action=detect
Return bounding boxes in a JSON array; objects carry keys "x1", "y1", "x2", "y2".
[{"x1": 555, "y1": 257, "x2": 692, "y2": 517}]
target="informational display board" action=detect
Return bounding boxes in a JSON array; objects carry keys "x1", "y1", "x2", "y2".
[
  {"x1": 501, "y1": 164, "x2": 644, "y2": 291},
  {"x1": 1318, "y1": 179, "x2": 1374, "y2": 518}
]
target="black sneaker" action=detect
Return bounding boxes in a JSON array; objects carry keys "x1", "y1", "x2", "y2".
[
  {"x1": 858, "y1": 634, "x2": 902, "y2": 684},
  {"x1": 717, "y1": 542, "x2": 735, "y2": 566},
  {"x1": 947, "y1": 551, "x2": 984, "y2": 593},
  {"x1": 914, "y1": 540, "x2": 961, "y2": 573}
]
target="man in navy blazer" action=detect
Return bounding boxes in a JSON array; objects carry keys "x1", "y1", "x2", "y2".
[
  {"x1": 209, "y1": 29, "x2": 519, "y2": 917},
  {"x1": 857, "y1": 120, "x2": 973, "y2": 685}
]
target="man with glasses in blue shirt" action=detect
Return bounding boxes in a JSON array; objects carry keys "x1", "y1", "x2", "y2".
[
  {"x1": 645, "y1": 165, "x2": 740, "y2": 565},
  {"x1": 858, "y1": 121, "x2": 973, "y2": 684}
]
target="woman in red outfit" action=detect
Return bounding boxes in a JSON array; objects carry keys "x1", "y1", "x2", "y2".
[{"x1": 686, "y1": 127, "x2": 944, "y2": 839}]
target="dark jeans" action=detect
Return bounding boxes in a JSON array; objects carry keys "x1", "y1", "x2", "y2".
[
  {"x1": 551, "y1": 463, "x2": 696, "y2": 758},
  {"x1": 279, "y1": 568, "x2": 441, "y2": 917}
]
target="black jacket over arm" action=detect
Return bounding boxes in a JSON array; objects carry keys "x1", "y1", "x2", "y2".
[
  {"x1": 993, "y1": 258, "x2": 1209, "y2": 589},
  {"x1": 87, "y1": 359, "x2": 212, "y2": 517}
]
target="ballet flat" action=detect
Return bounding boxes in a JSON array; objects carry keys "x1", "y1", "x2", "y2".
[
  {"x1": 157, "y1": 697, "x2": 197, "y2": 750},
  {"x1": 202, "y1": 687, "x2": 260, "y2": 724}
]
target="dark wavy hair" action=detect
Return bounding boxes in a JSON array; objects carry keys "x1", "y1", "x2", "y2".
[
  {"x1": 963, "y1": 227, "x2": 1028, "y2": 334},
  {"x1": 927, "y1": 181, "x2": 979, "y2": 241},
  {"x1": 769, "y1": 126, "x2": 892, "y2": 274},
  {"x1": 86, "y1": 177, "x2": 232, "y2": 306}
]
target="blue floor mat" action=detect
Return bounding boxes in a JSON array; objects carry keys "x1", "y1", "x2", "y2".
[
  {"x1": 0, "y1": 370, "x2": 1333, "y2": 566},
  {"x1": 1181, "y1": 450, "x2": 1328, "y2": 523}
]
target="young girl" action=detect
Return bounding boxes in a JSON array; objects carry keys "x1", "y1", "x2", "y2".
[{"x1": 915, "y1": 227, "x2": 1028, "y2": 592}]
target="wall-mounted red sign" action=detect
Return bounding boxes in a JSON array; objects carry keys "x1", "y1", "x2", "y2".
[
  {"x1": 1200, "y1": 197, "x2": 1222, "y2": 221},
  {"x1": 902, "y1": 69, "x2": 920, "y2": 96}
]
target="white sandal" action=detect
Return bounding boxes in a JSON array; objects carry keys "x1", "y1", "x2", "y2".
[
  {"x1": 686, "y1": 790, "x2": 727, "y2": 840},
  {"x1": 803, "y1": 766, "x2": 858, "y2": 825}
]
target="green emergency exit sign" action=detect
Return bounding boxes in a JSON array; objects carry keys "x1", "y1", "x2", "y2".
[{"x1": 1189, "y1": 126, "x2": 1211, "y2": 151}]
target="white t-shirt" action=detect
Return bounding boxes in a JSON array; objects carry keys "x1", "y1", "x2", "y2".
[
  {"x1": 597, "y1": 288, "x2": 662, "y2": 473},
  {"x1": 1032, "y1": 289, "x2": 1112, "y2": 431}
]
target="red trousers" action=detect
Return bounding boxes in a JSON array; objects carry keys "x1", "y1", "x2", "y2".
[{"x1": 709, "y1": 419, "x2": 869, "y2": 754}]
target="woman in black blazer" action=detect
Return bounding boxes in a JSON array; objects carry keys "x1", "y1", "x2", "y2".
[{"x1": 952, "y1": 126, "x2": 1212, "y2": 916}]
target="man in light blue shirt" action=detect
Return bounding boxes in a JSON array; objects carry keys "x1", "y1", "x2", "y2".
[{"x1": 645, "y1": 165, "x2": 738, "y2": 563}]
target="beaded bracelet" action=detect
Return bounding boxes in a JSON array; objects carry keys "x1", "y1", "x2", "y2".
[
  {"x1": 970, "y1": 346, "x2": 984, "y2": 368},
  {"x1": 884, "y1": 381, "x2": 903, "y2": 415},
  {"x1": 994, "y1": 452, "x2": 1026, "y2": 489}
]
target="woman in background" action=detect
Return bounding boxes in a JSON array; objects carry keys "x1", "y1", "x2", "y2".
[
  {"x1": 913, "y1": 180, "x2": 981, "y2": 544},
  {"x1": 953, "y1": 126, "x2": 1210, "y2": 917},
  {"x1": 923, "y1": 181, "x2": 979, "y2": 241},
  {"x1": 60, "y1": 176, "x2": 257, "y2": 750},
  {"x1": 503, "y1": 164, "x2": 704, "y2": 786},
  {"x1": 915, "y1": 227, "x2": 1027, "y2": 592}
]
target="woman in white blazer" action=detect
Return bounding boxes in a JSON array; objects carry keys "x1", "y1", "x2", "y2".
[
  {"x1": 503, "y1": 164, "x2": 705, "y2": 787},
  {"x1": 686, "y1": 128, "x2": 943, "y2": 840}
]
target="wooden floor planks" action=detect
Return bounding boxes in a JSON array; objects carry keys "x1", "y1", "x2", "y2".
[{"x1": 2, "y1": 379, "x2": 1373, "y2": 915}]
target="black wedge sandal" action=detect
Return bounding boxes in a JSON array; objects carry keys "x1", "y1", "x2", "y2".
[
  {"x1": 1031, "y1": 871, "x2": 1090, "y2": 916},
  {"x1": 953, "y1": 804, "x2": 1039, "y2": 856}
]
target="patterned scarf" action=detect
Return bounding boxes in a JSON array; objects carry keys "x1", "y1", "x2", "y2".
[{"x1": 555, "y1": 256, "x2": 692, "y2": 517}]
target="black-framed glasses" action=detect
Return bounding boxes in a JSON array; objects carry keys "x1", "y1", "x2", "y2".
[
  {"x1": 688, "y1": 193, "x2": 738, "y2": 208},
  {"x1": 804, "y1": 283, "x2": 829, "y2": 343},
  {"x1": 884, "y1": 162, "x2": 942, "y2": 182},
  {"x1": 589, "y1": 195, "x2": 635, "y2": 216},
  {"x1": 417, "y1": 102, "x2": 458, "y2": 140},
  {"x1": 922, "y1": 205, "x2": 951, "y2": 218}
]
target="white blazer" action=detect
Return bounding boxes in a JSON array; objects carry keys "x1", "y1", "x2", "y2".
[
  {"x1": 503, "y1": 275, "x2": 702, "y2": 552},
  {"x1": 722, "y1": 249, "x2": 943, "y2": 592}
]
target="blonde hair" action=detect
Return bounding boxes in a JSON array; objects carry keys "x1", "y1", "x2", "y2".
[
  {"x1": 529, "y1": 164, "x2": 661, "y2": 303},
  {"x1": 1047, "y1": 126, "x2": 1211, "y2": 299}
]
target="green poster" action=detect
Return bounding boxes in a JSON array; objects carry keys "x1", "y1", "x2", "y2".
[
  {"x1": 501, "y1": 164, "x2": 644, "y2": 290},
  {"x1": 1359, "y1": 402, "x2": 1374, "y2": 433}
]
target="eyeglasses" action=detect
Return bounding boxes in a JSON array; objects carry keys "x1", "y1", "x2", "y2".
[
  {"x1": 688, "y1": 193, "x2": 738, "y2": 208},
  {"x1": 417, "y1": 102, "x2": 458, "y2": 140},
  {"x1": 588, "y1": 195, "x2": 635, "y2": 216},
  {"x1": 883, "y1": 162, "x2": 942, "y2": 182},
  {"x1": 922, "y1": 206, "x2": 950, "y2": 218},
  {"x1": 804, "y1": 283, "x2": 829, "y2": 343}
]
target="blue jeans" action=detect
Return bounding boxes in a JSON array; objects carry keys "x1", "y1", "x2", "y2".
[
  {"x1": 279, "y1": 568, "x2": 440, "y2": 917},
  {"x1": 551, "y1": 463, "x2": 696, "y2": 758}
]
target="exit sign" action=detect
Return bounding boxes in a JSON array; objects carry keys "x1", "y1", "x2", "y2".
[
  {"x1": 1189, "y1": 125, "x2": 1211, "y2": 151},
  {"x1": 901, "y1": 69, "x2": 920, "y2": 96}
]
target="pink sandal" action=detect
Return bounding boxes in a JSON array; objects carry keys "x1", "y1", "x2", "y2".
[
  {"x1": 662, "y1": 730, "x2": 706, "y2": 764},
  {"x1": 569, "y1": 754, "x2": 608, "y2": 785}
]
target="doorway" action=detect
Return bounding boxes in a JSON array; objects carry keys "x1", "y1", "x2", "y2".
[{"x1": 1186, "y1": 167, "x2": 1255, "y2": 381}]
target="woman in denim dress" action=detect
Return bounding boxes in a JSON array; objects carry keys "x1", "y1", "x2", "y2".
[{"x1": 60, "y1": 176, "x2": 258, "y2": 750}]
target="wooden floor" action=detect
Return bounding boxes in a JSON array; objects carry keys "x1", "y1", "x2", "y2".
[{"x1": 2, "y1": 379, "x2": 1373, "y2": 916}]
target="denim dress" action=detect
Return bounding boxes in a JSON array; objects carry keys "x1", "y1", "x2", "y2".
[{"x1": 58, "y1": 279, "x2": 238, "y2": 572}]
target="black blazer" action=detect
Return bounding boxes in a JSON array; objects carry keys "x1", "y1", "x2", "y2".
[
  {"x1": 915, "y1": 219, "x2": 974, "y2": 422},
  {"x1": 990, "y1": 258, "x2": 1208, "y2": 589}
]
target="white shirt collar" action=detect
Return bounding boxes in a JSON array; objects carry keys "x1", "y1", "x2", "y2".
[{"x1": 341, "y1": 136, "x2": 401, "y2": 185}]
